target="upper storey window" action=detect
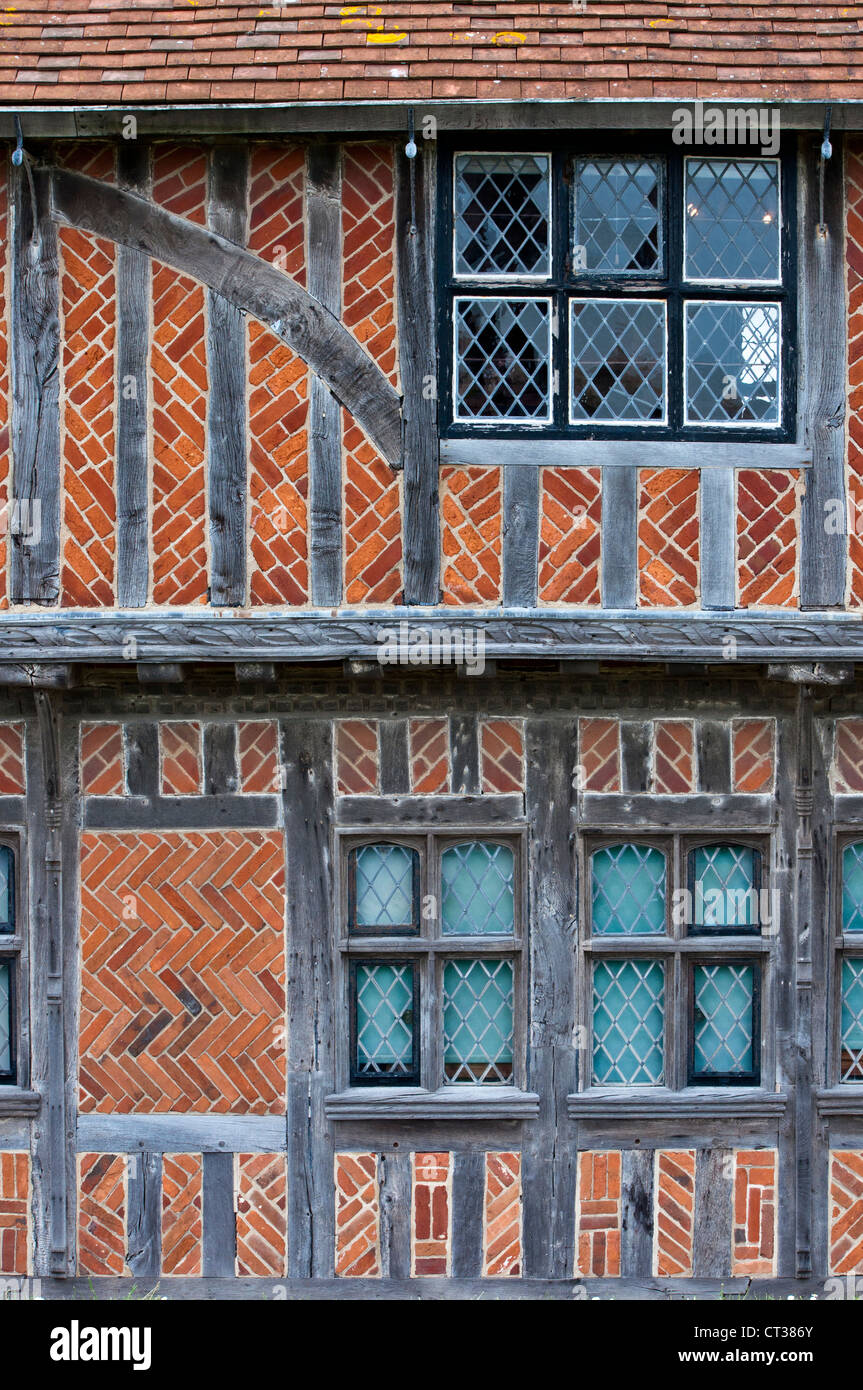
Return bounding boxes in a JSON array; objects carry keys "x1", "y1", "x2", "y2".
[{"x1": 440, "y1": 142, "x2": 796, "y2": 441}]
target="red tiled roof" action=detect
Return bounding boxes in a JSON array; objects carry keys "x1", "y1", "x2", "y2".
[{"x1": 1, "y1": 1, "x2": 862, "y2": 106}]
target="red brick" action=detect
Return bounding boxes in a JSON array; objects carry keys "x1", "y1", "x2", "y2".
[
  {"x1": 77, "y1": 1152, "x2": 125, "y2": 1276},
  {"x1": 480, "y1": 718, "x2": 524, "y2": 793},
  {"x1": 81, "y1": 722, "x2": 125, "y2": 797},
  {"x1": 539, "y1": 467, "x2": 601, "y2": 606},
  {"x1": 638, "y1": 469, "x2": 699, "y2": 607},
  {"x1": 0, "y1": 1152, "x2": 29, "y2": 1276},
  {"x1": 162, "y1": 1153, "x2": 202, "y2": 1276},
  {"x1": 236, "y1": 1153, "x2": 287, "y2": 1277}
]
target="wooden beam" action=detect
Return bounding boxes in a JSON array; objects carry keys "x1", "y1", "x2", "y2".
[
  {"x1": 115, "y1": 142, "x2": 151, "y2": 608},
  {"x1": 502, "y1": 465, "x2": 539, "y2": 608},
  {"x1": 126, "y1": 1152, "x2": 161, "y2": 1278},
  {"x1": 700, "y1": 466, "x2": 736, "y2": 611},
  {"x1": 440, "y1": 438, "x2": 812, "y2": 470},
  {"x1": 306, "y1": 145, "x2": 343, "y2": 606},
  {"x1": 601, "y1": 466, "x2": 637, "y2": 608},
  {"x1": 77, "y1": 1113, "x2": 286, "y2": 1152}
]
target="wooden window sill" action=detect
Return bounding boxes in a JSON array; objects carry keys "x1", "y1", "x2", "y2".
[
  {"x1": 325, "y1": 1086, "x2": 539, "y2": 1120},
  {"x1": 816, "y1": 1087, "x2": 863, "y2": 1117},
  {"x1": 567, "y1": 1087, "x2": 787, "y2": 1121},
  {"x1": 0, "y1": 1088, "x2": 40, "y2": 1118}
]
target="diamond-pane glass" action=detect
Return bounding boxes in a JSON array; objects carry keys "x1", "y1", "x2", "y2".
[
  {"x1": 591, "y1": 844, "x2": 666, "y2": 935},
  {"x1": 841, "y1": 959, "x2": 863, "y2": 1081},
  {"x1": 592, "y1": 959, "x2": 665, "y2": 1085},
  {"x1": 685, "y1": 301, "x2": 780, "y2": 425},
  {"x1": 685, "y1": 158, "x2": 780, "y2": 282},
  {"x1": 455, "y1": 153, "x2": 550, "y2": 278},
  {"x1": 441, "y1": 842, "x2": 514, "y2": 936},
  {"x1": 355, "y1": 963, "x2": 415, "y2": 1078},
  {"x1": 574, "y1": 158, "x2": 663, "y2": 275},
  {"x1": 693, "y1": 964, "x2": 755, "y2": 1076},
  {"x1": 571, "y1": 299, "x2": 666, "y2": 423},
  {"x1": 842, "y1": 845, "x2": 863, "y2": 933},
  {"x1": 693, "y1": 845, "x2": 758, "y2": 930},
  {"x1": 0, "y1": 847, "x2": 12, "y2": 933},
  {"x1": 354, "y1": 844, "x2": 415, "y2": 929},
  {"x1": 455, "y1": 298, "x2": 551, "y2": 421},
  {"x1": 443, "y1": 958, "x2": 513, "y2": 1083},
  {"x1": 0, "y1": 961, "x2": 10, "y2": 1075}
]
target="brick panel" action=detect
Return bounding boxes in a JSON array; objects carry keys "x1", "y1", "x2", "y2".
[
  {"x1": 576, "y1": 1150, "x2": 621, "y2": 1277},
  {"x1": 81, "y1": 723, "x2": 125, "y2": 797},
  {"x1": 653, "y1": 720, "x2": 696, "y2": 794},
  {"x1": 59, "y1": 144, "x2": 117, "y2": 608},
  {"x1": 412, "y1": 1151, "x2": 451, "y2": 1277},
  {"x1": 409, "y1": 718, "x2": 450, "y2": 794},
  {"x1": 159, "y1": 720, "x2": 203, "y2": 796},
  {"x1": 77, "y1": 1152, "x2": 126, "y2": 1277},
  {"x1": 732, "y1": 1149, "x2": 777, "y2": 1277},
  {"x1": 833, "y1": 718, "x2": 863, "y2": 793},
  {"x1": 78, "y1": 829, "x2": 286, "y2": 1114},
  {"x1": 0, "y1": 1151, "x2": 29, "y2": 1276},
  {"x1": 151, "y1": 145, "x2": 208, "y2": 606},
  {"x1": 848, "y1": 143, "x2": 863, "y2": 607},
  {"x1": 162, "y1": 1153, "x2": 203, "y2": 1276},
  {"x1": 579, "y1": 717, "x2": 621, "y2": 793},
  {"x1": 334, "y1": 1152, "x2": 380, "y2": 1278},
  {"x1": 344, "y1": 420, "x2": 403, "y2": 603},
  {"x1": 480, "y1": 718, "x2": 525, "y2": 793},
  {"x1": 829, "y1": 1150, "x2": 863, "y2": 1275},
  {"x1": 539, "y1": 467, "x2": 601, "y2": 606},
  {"x1": 238, "y1": 720, "x2": 281, "y2": 794},
  {"x1": 441, "y1": 467, "x2": 502, "y2": 606},
  {"x1": 0, "y1": 160, "x2": 8, "y2": 612},
  {"x1": 248, "y1": 145, "x2": 309, "y2": 607},
  {"x1": 638, "y1": 469, "x2": 699, "y2": 607},
  {"x1": 483, "y1": 1151, "x2": 521, "y2": 1278},
  {"x1": 0, "y1": 723, "x2": 25, "y2": 795},
  {"x1": 335, "y1": 719, "x2": 379, "y2": 795},
  {"x1": 732, "y1": 719, "x2": 775, "y2": 793},
  {"x1": 654, "y1": 1150, "x2": 696, "y2": 1277},
  {"x1": 737, "y1": 470, "x2": 800, "y2": 608},
  {"x1": 235, "y1": 1152, "x2": 287, "y2": 1277}
]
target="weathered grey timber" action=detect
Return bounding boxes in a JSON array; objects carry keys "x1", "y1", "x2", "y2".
[
  {"x1": 449, "y1": 714, "x2": 480, "y2": 794},
  {"x1": 693, "y1": 1148, "x2": 733, "y2": 1278},
  {"x1": 324, "y1": 1089, "x2": 539, "y2": 1119},
  {"x1": 695, "y1": 720, "x2": 732, "y2": 794},
  {"x1": 700, "y1": 467, "x2": 736, "y2": 610},
  {"x1": 10, "y1": 161, "x2": 60, "y2": 605},
  {"x1": 84, "y1": 794, "x2": 278, "y2": 830},
  {"x1": 306, "y1": 145, "x2": 344, "y2": 606},
  {"x1": 503, "y1": 466, "x2": 539, "y2": 608},
  {"x1": 45, "y1": 165, "x2": 402, "y2": 468},
  {"x1": 793, "y1": 686, "x2": 815, "y2": 1277},
  {"x1": 620, "y1": 721, "x2": 651, "y2": 794},
  {"x1": 377, "y1": 1151, "x2": 411, "y2": 1280},
  {"x1": 620, "y1": 1149, "x2": 654, "y2": 1278},
  {"x1": 203, "y1": 1152, "x2": 237, "y2": 1277},
  {"x1": 126, "y1": 1152, "x2": 162, "y2": 1278},
  {"x1": 335, "y1": 793, "x2": 523, "y2": 826},
  {"x1": 207, "y1": 144, "x2": 248, "y2": 607},
  {"x1": 124, "y1": 722, "x2": 158, "y2": 798},
  {"x1": 567, "y1": 1090, "x2": 788, "y2": 1121},
  {"x1": 441, "y1": 439, "x2": 812, "y2": 470},
  {"x1": 379, "y1": 720, "x2": 409, "y2": 795},
  {"x1": 601, "y1": 467, "x2": 637, "y2": 609},
  {"x1": 451, "y1": 1151, "x2": 485, "y2": 1278},
  {"x1": 203, "y1": 722, "x2": 238, "y2": 796},
  {"x1": 77, "y1": 1114, "x2": 286, "y2": 1153},
  {"x1": 580, "y1": 794, "x2": 773, "y2": 828},
  {"x1": 115, "y1": 142, "x2": 151, "y2": 608}
]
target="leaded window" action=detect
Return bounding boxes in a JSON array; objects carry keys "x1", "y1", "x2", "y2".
[
  {"x1": 0, "y1": 845, "x2": 19, "y2": 1085},
  {"x1": 340, "y1": 831, "x2": 525, "y2": 1090},
  {"x1": 836, "y1": 842, "x2": 863, "y2": 1083},
  {"x1": 441, "y1": 141, "x2": 795, "y2": 440}
]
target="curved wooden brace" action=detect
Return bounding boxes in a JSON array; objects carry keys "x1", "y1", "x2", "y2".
[{"x1": 42, "y1": 165, "x2": 403, "y2": 468}]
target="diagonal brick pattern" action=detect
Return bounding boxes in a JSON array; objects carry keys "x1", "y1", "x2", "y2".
[
  {"x1": 483, "y1": 1151, "x2": 522, "y2": 1278},
  {"x1": 0, "y1": 163, "x2": 10, "y2": 612},
  {"x1": 236, "y1": 1152, "x2": 287, "y2": 1277},
  {"x1": 77, "y1": 1152, "x2": 127, "y2": 1276},
  {"x1": 248, "y1": 145, "x2": 309, "y2": 607},
  {"x1": 847, "y1": 143, "x2": 863, "y2": 607},
  {"x1": 737, "y1": 470, "x2": 800, "y2": 608},
  {"x1": 732, "y1": 719, "x2": 775, "y2": 793},
  {"x1": 409, "y1": 718, "x2": 450, "y2": 794},
  {"x1": 654, "y1": 1150, "x2": 696, "y2": 1277},
  {"x1": 159, "y1": 721, "x2": 203, "y2": 796},
  {"x1": 151, "y1": 145, "x2": 208, "y2": 607},
  {"x1": 480, "y1": 718, "x2": 525, "y2": 793},
  {"x1": 653, "y1": 720, "x2": 696, "y2": 794},
  {"x1": 335, "y1": 1152, "x2": 380, "y2": 1278},
  {"x1": 78, "y1": 830, "x2": 286, "y2": 1114},
  {"x1": 162, "y1": 1153, "x2": 203, "y2": 1276},
  {"x1": 539, "y1": 467, "x2": 602, "y2": 606},
  {"x1": 412, "y1": 1152, "x2": 451, "y2": 1277},
  {"x1": 81, "y1": 723, "x2": 125, "y2": 797},
  {"x1": 579, "y1": 718, "x2": 621, "y2": 793},
  {"x1": 0, "y1": 723, "x2": 25, "y2": 794},
  {"x1": 576, "y1": 1150, "x2": 621, "y2": 1277},
  {"x1": 732, "y1": 1149, "x2": 776, "y2": 1276},
  {"x1": 0, "y1": 1151, "x2": 29, "y2": 1276},
  {"x1": 335, "y1": 720, "x2": 379, "y2": 795},
  {"x1": 238, "y1": 720, "x2": 281, "y2": 794},
  {"x1": 441, "y1": 467, "x2": 502, "y2": 606},
  {"x1": 833, "y1": 718, "x2": 863, "y2": 793},
  {"x1": 638, "y1": 469, "x2": 699, "y2": 607},
  {"x1": 829, "y1": 1150, "x2": 863, "y2": 1274},
  {"x1": 344, "y1": 420, "x2": 403, "y2": 604},
  {"x1": 59, "y1": 144, "x2": 117, "y2": 608}
]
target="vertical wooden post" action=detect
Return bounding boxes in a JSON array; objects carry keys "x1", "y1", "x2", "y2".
[
  {"x1": 306, "y1": 146, "x2": 343, "y2": 608},
  {"x1": 700, "y1": 467, "x2": 736, "y2": 610},
  {"x1": 601, "y1": 468, "x2": 637, "y2": 608},
  {"x1": 793, "y1": 685, "x2": 814, "y2": 1278},
  {"x1": 115, "y1": 142, "x2": 151, "y2": 609},
  {"x1": 502, "y1": 465, "x2": 539, "y2": 608}
]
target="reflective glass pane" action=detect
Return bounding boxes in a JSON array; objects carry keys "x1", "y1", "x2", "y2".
[
  {"x1": 574, "y1": 158, "x2": 663, "y2": 275},
  {"x1": 355, "y1": 963, "x2": 415, "y2": 1079},
  {"x1": 843, "y1": 844, "x2": 863, "y2": 933},
  {"x1": 592, "y1": 959, "x2": 665, "y2": 1085},
  {"x1": 455, "y1": 153, "x2": 550, "y2": 278},
  {"x1": 684, "y1": 159, "x2": 780, "y2": 282},
  {"x1": 570, "y1": 299, "x2": 666, "y2": 423},
  {"x1": 0, "y1": 847, "x2": 11, "y2": 932},
  {"x1": 685, "y1": 301, "x2": 780, "y2": 425},
  {"x1": 841, "y1": 959, "x2": 863, "y2": 1081},
  {"x1": 443, "y1": 959, "x2": 513, "y2": 1083},
  {"x1": 693, "y1": 845, "x2": 758, "y2": 930},
  {"x1": 693, "y1": 963, "x2": 755, "y2": 1076},
  {"x1": 591, "y1": 844, "x2": 666, "y2": 935},
  {"x1": 455, "y1": 298, "x2": 551, "y2": 421},
  {"x1": 0, "y1": 961, "x2": 10, "y2": 1075},
  {"x1": 354, "y1": 844, "x2": 415, "y2": 928},
  {"x1": 441, "y1": 843, "x2": 514, "y2": 936}
]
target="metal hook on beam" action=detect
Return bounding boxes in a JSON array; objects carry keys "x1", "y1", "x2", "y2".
[
  {"x1": 12, "y1": 114, "x2": 23, "y2": 167},
  {"x1": 818, "y1": 104, "x2": 833, "y2": 238}
]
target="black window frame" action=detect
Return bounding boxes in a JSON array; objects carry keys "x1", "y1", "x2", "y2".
[
  {"x1": 438, "y1": 133, "x2": 797, "y2": 444},
  {"x1": 832, "y1": 832, "x2": 863, "y2": 1085},
  {"x1": 0, "y1": 839, "x2": 22, "y2": 1087}
]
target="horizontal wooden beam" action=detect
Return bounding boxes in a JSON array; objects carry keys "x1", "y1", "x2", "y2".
[
  {"x1": 441, "y1": 439, "x2": 812, "y2": 470},
  {"x1": 76, "y1": 1113, "x2": 286, "y2": 1153}
]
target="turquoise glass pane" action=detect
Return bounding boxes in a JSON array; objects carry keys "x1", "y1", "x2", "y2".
[
  {"x1": 591, "y1": 844, "x2": 666, "y2": 935},
  {"x1": 0, "y1": 961, "x2": 10, "y2": 1074},
  {"x1": 355, "y1": 964, "x2": 414, "y2": 1078},
  {"x1": 0, "y1": 846, "x2": 12, "y2": 933},
  {"x1": 355, "y1": 844, "x2": 415, "y2": 928},
  {"x1": 693, "y1": 964, "x2": 754, "y2": 1075},
  {"x1": 592, "y1": 959, "x2": 664, "y2": 1085},
  {"x1": 841, "y1": 959, "x2": 863, "y2": 1081},
  {"x1": 441, "y1": 843, "x2": 514, "y2": 936},
  {"x1": 694, "y1": 845, "x2": 756, "y2": 929},
  {"x1": 443, "y1": 959, "x2": 513, "y2": 1083},
  {"x1": 843, "y1": 845, "x2": 863, "y2": 933}
]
